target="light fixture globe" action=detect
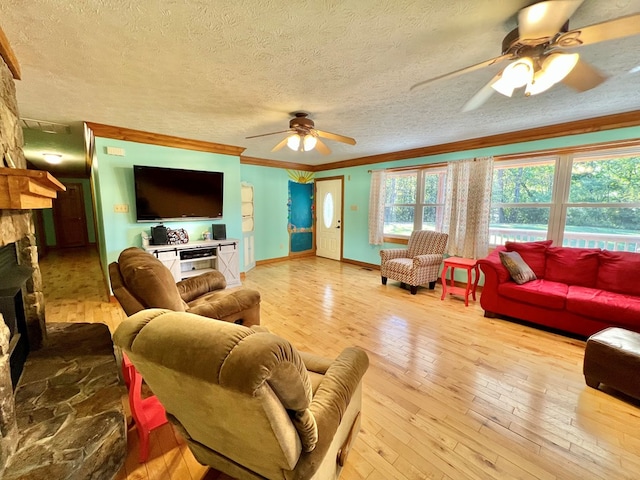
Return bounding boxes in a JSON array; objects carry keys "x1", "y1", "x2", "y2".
[
  {"x1": 525, "y1": 53, "x2": 579, "y2": 96},
  {"x1": 492, "y1": 57, "x2": 534, "y2": 97},
  {"x1": 302, "y1": 134, "x2": 317, "y2": 151},
  {"x1": 43, "y1": 153, "x2": 63, "y2": 164},
  {"x1": 286, "y1": 134, "x2": 301, "y2": 151}
]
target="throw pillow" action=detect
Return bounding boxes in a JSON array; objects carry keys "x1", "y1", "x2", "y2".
[
  {"x1": 499, "y1": 251, "x2": 537, "y2": 285},
  {"x1": 505, "y1": 240, "x2": 552, "y2": 278}
]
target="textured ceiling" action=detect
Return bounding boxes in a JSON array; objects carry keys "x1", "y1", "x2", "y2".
[{"x1": 2, "y1": 0, "x2": 640, "y2": 176}]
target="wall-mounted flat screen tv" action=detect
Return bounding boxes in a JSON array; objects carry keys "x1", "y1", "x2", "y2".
[{"x1": 134, "y1": 165, "x2": 224, "y2": 222}]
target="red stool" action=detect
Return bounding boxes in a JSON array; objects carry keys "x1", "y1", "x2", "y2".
[
  {"x1": 440, "y1": 257, "x2": 479, "y2": 307},
  {"x1": 122, "y1": 353, "x2": 169, "y2": 462}
]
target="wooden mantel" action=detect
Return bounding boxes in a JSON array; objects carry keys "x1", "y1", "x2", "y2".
[{"x1": 0, "y1": 168, "x2": 66, "y2": 209}]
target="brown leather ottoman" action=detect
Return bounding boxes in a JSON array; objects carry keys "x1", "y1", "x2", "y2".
[{"x1": 583, "y1": 327, "x2": 640, "y2": 400}]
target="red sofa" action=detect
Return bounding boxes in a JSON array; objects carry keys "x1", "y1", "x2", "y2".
[{"x1": 477, "y1": 241, "x2": 640, "y2": 337}]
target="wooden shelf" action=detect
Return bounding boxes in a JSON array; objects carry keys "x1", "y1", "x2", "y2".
[{"x1": 0, "y1": 168, "x2": 66, "y2": 209}]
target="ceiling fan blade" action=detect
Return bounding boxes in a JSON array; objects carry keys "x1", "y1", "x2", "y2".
[
  {"x1": 246, "y1": 129, "x2": 292, "y2": 139},
  {"x1": 410, "y1": 54, "x2": 514, "y2": 92},
  {"x1": 561, "y1": 59, "x2": 608, "y2": 92},
  {"x1": 315, "y1": 129, "x2": 356, "y2": 145},
  {"x1": 518, "y1": 0, "x2": 583, "y2": 43},
  {"x1": 314, "y1": 138, "x2": 331, "y2": 155},
  {"x1": 555, "y1": 13, "x2": 640, "y2": 49},
  {"x1": 462, "y1": 73, "x2": 501, "y2": 112},
  {"x1": 271, "y1": 136, "x2": 290, "y2": 152}
]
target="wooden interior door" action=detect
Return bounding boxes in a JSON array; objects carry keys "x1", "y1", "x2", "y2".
[{"x1": 53, "y1": 182, "x2": 88, "y2": 248}]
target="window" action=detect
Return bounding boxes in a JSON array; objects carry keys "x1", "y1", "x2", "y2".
[
  {"x1": 490, "y1": 158, "x2": 556, "y2": 245},
  {"x1": 490, "y1": 148, "x2": 640, "y2": 252},
  {"x1": 383, "y1": 167, "x2": 446, "y2": 237},
  {"x1": 564, "y1": 153, "x2": 640, "y2": 251},
  {"x1": 380, "y1": 145, "x2": 640, "y2": 250}
]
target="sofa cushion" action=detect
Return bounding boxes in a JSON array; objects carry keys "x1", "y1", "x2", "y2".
[
  {"x1": 499, "y1": 251, "x2": 536, "y2": 284},
  {"x1": 544, "y1": 247, "x2": 600, "y2": 287},
  {"x1": 596, "y1": 250, "x2": 640, "y2": 296},
  {"x1": 567, "y1": 286, "x2": 640, "y2": 328},
  {"x1": 498, "y1": 279, "x2": 568, "y2": 310},
  {"x1": 505, "y1": 240, "x2": 552, "y2": 279}
]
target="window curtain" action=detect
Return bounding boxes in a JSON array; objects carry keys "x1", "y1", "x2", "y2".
[
  {"x1": 368, "y1": 169, "x2": 386, "y2": 245},
  {"x1": 443, "y1": 157, "x2": 493, "y2": 258}
]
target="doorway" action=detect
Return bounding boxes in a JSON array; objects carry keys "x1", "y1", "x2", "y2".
[
  {"x1": 315, "y1": 177, "x2": 343, "y2": 261},
  {"x1": 53, "y1": 182, "x2": 88, "y2": 248}
]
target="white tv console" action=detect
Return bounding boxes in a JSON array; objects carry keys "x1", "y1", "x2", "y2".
[{"x1": 144, "y1": 239, "x2": 241, "y2": 287}]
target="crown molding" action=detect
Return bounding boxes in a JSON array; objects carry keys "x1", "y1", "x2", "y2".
[
  {"x1": 313, "y1": 109, "x2": 640, "y2": 171},
  {"x1": 86, "y1": 109, "x2": 640, "y2": 171},
  {"x1": 240, "y1": 155, "x2": 315, "y2": 171},
  {"x1": 0, "y1": 25, "x2": 21, "y2": 80},
  {"x1": 85, "y1": 122, "x2": 245, "y2": 156}
]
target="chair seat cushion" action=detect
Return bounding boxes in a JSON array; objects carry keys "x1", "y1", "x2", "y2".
[{"x1": 383, "y1": 258, "x2": 414, "y2": 275}]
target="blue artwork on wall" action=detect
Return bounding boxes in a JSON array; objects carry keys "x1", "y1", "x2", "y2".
[{"x1": 288, "y1": 180, "x2": 314, "y2": 253}]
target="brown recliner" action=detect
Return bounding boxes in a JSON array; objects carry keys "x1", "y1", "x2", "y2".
[
  {"x1": 109, "y1": 247, "x2": 260, "y2": 327},
  {"x1": 113, "y1": 309, "x2": 369, "y2": 480}
]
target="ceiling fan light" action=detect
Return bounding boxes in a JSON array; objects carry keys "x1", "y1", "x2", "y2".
[
  {"x1": 492, "y1": 58, "x2": 534, "y2": 97},
  {"x1": 504, "y1": 58, "x2": 534, "y2": 88},
  {"x1": 525, "y1": 53, "x2": 580, "y2": 96},
  {"x1": 543, "y1": 53, "x2": 580, "y2": 84},
  {"x1": 491, "y1": 76, "x2": 515, "y2": 97},
  {"x1": 302, "y1": 134, "x2": 317, "y2": 151},
  {"x1": 287, "y1": 134, "x2": 301, "y2": 151}
]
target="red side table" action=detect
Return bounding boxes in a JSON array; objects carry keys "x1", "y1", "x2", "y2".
[{"x1": 440, "y1": 257, "x2": 479, "y2": 307}]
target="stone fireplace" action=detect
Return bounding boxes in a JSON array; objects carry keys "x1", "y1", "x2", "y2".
[
  {"x1": 0, "y1": 32, "x2": 127, "y2": 479},
  {"x1": 0, "y1": 48, "x2": 50, "y2": 472}
]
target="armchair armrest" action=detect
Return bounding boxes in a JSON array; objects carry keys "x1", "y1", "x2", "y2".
[
  {"x1": 476, "y1": 247, "x2": 510, "y2": 285},
  {"x1": 380, "y1": 248, "x2": 407, "y2": 263},
  {"x1": 413, "y1": 254, "x2": 444, "y2": 266},
  {"x1": 295, "y1": 347, "x2": 369, "y2": 479},
  {"x1": 177, "y1": 270, "x2": 227, "y2": 302}
]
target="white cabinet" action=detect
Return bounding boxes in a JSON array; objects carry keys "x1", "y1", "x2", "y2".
[
  {"x1": 156, "y1": 249, "x2": 181, "y2": 280},
  {"x1": 217, "y1": 243, "x2": 240, "y2": 287},
  {"x1": 144, "y1": 239, "x2": 241, "y2": 287}
]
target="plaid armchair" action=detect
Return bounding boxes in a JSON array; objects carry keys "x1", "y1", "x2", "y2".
[{"x1": 380, "y1": 231, "x2": 449, "y2": 295}]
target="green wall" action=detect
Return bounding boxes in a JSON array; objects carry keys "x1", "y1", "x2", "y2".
[
  {"x1": 89, "y1": 126, "x2": 640, "y2": 285},
  {"x1": 92, "y1": 138, "x2": 242, "y2": 276},
  {"x1": 315, "y1": 126, "x2": 640, "y2": 266},
  {"x1": 240, "y1": 165, "x2": 292, "y2": 261}
]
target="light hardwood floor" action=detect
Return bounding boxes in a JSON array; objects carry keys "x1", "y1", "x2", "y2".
[{"x1": 39, "y1": 247, "x2": 640, "y2": 480}]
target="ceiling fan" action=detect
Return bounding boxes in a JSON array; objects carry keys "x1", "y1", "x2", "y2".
[
  {"x1": 410, "y1": 0, "x2": 640, "y2": 111},
  {"x1": 246, "y1": 112, "x2": 356, "y2": 155}
]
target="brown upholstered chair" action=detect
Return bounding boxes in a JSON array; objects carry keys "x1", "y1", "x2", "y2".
[
  {"x1": 113, "y1": 309, "x2": 369, "y2": 480},
  {"x1": 109, "y1": 247, "x2": 261, "y2": 326},
  {"x1": 380, "y1": 230, "x2": 449, "y2": 294}
]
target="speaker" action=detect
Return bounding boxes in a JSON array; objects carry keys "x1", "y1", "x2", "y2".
[
  {"x1": 212, "y1": 224, "x2": 226, "y2": 240},
  {"x1": 151, "y1": 225, "x2": 168, "y2": 245}
]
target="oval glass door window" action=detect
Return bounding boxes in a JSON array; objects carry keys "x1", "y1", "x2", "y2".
[{"x1": 323, "y1": 193, "x2": 334, "y2": 228}]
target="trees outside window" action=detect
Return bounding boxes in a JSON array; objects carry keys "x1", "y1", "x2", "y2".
[
  {"x1": 564, "y1": 154, "x2": 640, "y2": 251},
  {"x1": 384, "y1": 168, "x2": 447, "y2": 236},
  {"x1": 490, "y1": 150, "x2": 640, "y2": 251},
  {"x1": 381, "y1": 147, "x2": 640, "y2": 252}
]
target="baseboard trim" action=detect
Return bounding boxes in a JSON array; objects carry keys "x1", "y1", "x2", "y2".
[
  {"x1": 256, "y1": 256, "x2": 291, "y2": 266},
  {"x1": 341, "y1": 258, "x2": 380, "y2": 270}
]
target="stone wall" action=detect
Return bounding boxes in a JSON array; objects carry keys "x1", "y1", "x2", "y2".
[{"x1": 0, "y1": 52, "x2": 47, "y2": 473}]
